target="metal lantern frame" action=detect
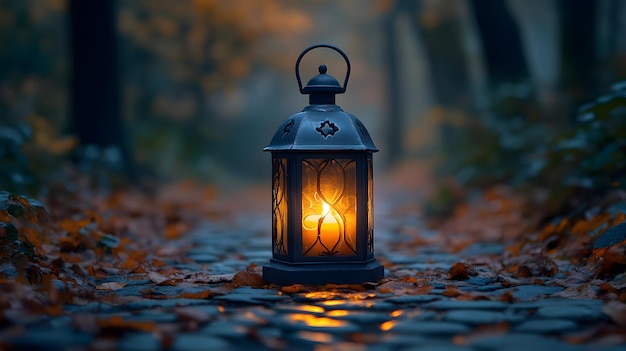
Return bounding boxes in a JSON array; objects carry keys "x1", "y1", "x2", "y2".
[{"x1": 263, "y1": 44, "x2": 384, "y2": 285}]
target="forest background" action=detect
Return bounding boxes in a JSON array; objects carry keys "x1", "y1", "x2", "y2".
[{"x1": 1, "y1": 0, "x2": 626, "y2": 218}]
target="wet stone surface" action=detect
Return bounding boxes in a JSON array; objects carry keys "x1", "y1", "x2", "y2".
[{"x1": 4, "y1": 201, "x2": 625, "y2": 351}]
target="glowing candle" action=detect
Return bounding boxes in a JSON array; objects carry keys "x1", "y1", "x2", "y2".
[{"x1": 302, "y1": 198, "x2": 341, "y2": 256}]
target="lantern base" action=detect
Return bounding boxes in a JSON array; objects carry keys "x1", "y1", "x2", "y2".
[{"x1": 263, "y1": 260, "x2": 384, "y2": 285}]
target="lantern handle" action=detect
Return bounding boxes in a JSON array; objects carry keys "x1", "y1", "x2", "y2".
[{"x1": 295, "y1": 44, "x2": 351, "y2": 94}]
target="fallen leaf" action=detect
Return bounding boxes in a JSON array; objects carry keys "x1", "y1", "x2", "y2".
[
  {"x1": 593, "y1": 240, "x2": 626, "y2": 276},
  {"x1": 177, "y1": 290, "x2": 212, "y2": 299},
  {"x1": 507, "y1": 254, "x2": 558, "y2": 278},
  {"x1": 442, "y1": 286, "x2": 460, "y2": 297},
  {"x1": 499, "y1": 290, "x2": 516, "y2": 302},
  {"x1": 96, "y1": 282, "x2": 127, "y2": 291},
  {"x1": 148, "y1": 271, "x2": 172, "y2": 285},
  {"x1": 448, "y1": 262, "x2": 476, "y2": 280},
  {"x1": 120, "y1": 258, "x2": 140, "y2": 270},
  {"x1": 377, "y1": 280, "x2": 415, "y2": 294},
  {"x1": 281, "y1": 284, "x2": 306, "y2": 294},
  {"x1": 206, "y1": 274, "x2": 234, "y2": 283},
  {"x1": 602, "y1": 301, "x2": 626, "y2": 327},
  {"x1": 96, "y1": 315, "x2": 156, "y2": 332},
  {"x1": 232, "y1": 270, "x2": 265, "y2": 287}
]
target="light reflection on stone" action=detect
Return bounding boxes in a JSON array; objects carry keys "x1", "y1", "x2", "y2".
[
  {"x1": 296, "y1": 331, "x2": 333, "y2": 343},
  {"x1": 326, "y1": 310, "x2": 349, "y2": 317},
  {"x1": 303, "y1": 292, "x2": 341, "y2": 300},
  {"x1": 287, "y1": 313, "x2": 347, "y2": 328},
  {"x1": 319, "y1": 300, "x2": 347, "y2": 307},
  {"x1": 390, "y1": 310, "x2": 403, "y2": 318},
  {"x1": 380, "y1": 320, "x2": 397, "y2": 331}
]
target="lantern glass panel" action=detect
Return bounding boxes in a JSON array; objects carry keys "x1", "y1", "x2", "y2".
[
  {"x1": 301, "y1": 158, "x2": 357, "y2": 257},
  {"x1": 272, "y1": 157, "x2": 288, "y2": 256}
]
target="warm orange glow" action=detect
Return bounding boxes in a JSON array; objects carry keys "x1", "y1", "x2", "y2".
[
  {"x1": 287, "y1": 314, "x2": 347, "y2": 328},
  {"x1": 318, "y1": 300, "x2": 346, "y2": 307},
  {"x1": 380, "y1": 320, "x2": 397, "y2": 331},
  {"x1": 303, "y1": 199, "x2": 338, "y2": 229},
  {"x1": 453, "y1": 335, "x2": 467, "y2": 345},
  {"x1": 293, "y1": 305, "x2": 325, "y2": 314},
  {"x1": 301, "y1": 159, "x2": 357, "y2": 257},
  {"x1": 326, "y1": 310, "x2": 349, "y2": 317},
  {"x1": 244, "y1": 311, "x2": 266, "y2": 323},
  {"x1": 303, "y1": 292, "x2": 340, "y2": 300},
  {"x1": 297, "y1": 331, "x2": 333, "y2": 343},
  {"x1": 302, "y1": 196, "x2": 343, "y2": 256},
  {"x1": 390, "y1": 310, "x2": 403, "y2": 318}
]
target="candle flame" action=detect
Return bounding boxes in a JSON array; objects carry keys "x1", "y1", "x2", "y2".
[{"x1": 322, "y1": 201, "x2": 331, "y2": 217}]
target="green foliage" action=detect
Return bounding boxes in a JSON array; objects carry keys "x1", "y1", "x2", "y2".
[
  {"x1": 529, "y1": 83, "x2": 626, "y2": 215},
  {"x1": 438, "y1": 87, "x2": 548, "y2": 189},
  {"x1": 434, "y1": 82, "x2": 626, "y2": 218}
]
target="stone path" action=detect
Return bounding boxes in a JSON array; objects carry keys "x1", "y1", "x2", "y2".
[{"x1": 3, "y1": 193, "x2": 626, "y2": 351}]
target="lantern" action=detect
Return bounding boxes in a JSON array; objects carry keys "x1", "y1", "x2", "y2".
[{"x1": 263, "y1": 44, "x2": 384, "y2": 285}]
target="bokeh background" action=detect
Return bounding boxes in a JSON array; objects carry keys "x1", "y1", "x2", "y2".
[{"x1": 2, "y1": 0, "x2": 626, "y2": 202}]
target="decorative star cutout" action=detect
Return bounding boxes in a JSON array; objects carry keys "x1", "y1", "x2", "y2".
[{"x1": 316, "y1": 120, "x2": 339, "y2": 138}]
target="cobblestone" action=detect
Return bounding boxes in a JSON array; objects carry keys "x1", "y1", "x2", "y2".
[{"x1": 3, "y1": 195, "x2": 625, "y2": 351}]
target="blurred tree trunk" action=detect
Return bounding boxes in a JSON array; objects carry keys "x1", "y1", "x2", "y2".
[
  {"x1": 69, "y1": 0, "x2": 133, "y2": 176},
  {"x1": 382, "y1": 5, "x2": 403, "y2": 166},
  {"x1": 405, "y1": 1, "x2": 470, "y2": 109},
  {"x1": 406, "y1": 0, "x2": 471, "y2": 158},
  {"x1": 559, "y1": 0, "x2": 597, "y2": 121},
  {"x1": 382, "y1": 0, "x2": 471, "y2": 166},
  {"x1": 469, "y1": 0, "x2": 530, "y2": 96}
]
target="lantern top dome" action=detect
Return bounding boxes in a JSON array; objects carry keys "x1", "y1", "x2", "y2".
[
  {"x1": 264, "y1": 104, "x2": 378, "y2": 152},
  {"x1": 302, "y1": 64, "x2": 343, "y2": 94},
  {"x1": 264, "y1": 44, "x2": 377, "y2": 152}
]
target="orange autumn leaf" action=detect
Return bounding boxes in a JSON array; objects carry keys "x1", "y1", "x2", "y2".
[
  {"x1": 571, "y1": 214, "x2": 610, "y2": 236},
  {"x1": 165, "y1": 221, "x2": 189, "y2": 240},
  {"x1": 448, "y1": 262, "x2": 476, "y2": 280},
  {"x1": 132, "y1": 265, "x2": 147, "y2": 274},
  {"x1": 86, "y1": 265, "x2": 108, "y2": 279},
  {"x1": 232, "y1": 270, "x2": 265, "y2": 287},
  {"x1": 377, "y1": 280, "x2": 416, "y2": 294},
  {"x1": 0, "y1": 210, "x2": 10, "y2": 222},
  {"x1": 599, "y1": 282, "x2": 618, "y2": 293},
  {"x1": 593, "y1": 240, "x2": 626, "y2": 275},
  {"x1": 96, "y1": 315, "x2": 156, "y2": 332},
  {"x1": 442, "y1": 286, "x2": 461, "y2": 297},
  {"x1": 150, "y1": 259, "x2": 167, "y2": 267},
  {"x1": 44, "y1": 304, "x2": 64, "y2": 316},
  {"x1": 407, "y1": 285, "x2": 433, "y2": 295},
  {"x1": 177, "y1": 290, "x2": 212, "y2": 299},
  {"x1": 499, "y1": 290, "x2": 516, "y2": 303},
  {"x1": 59, "y1": 218, "x2": 91, "y2": 234},
  {"x1": 120, "y1": 258, "x2": 140, "y2": 270},
  {"x1": 280, "y1": 284, "x2": 306, "y2": 294}
]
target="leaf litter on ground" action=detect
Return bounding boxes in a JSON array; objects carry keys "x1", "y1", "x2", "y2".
[{"x1": 1, "y1": 162, "x2": 625, "y2": 343}]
